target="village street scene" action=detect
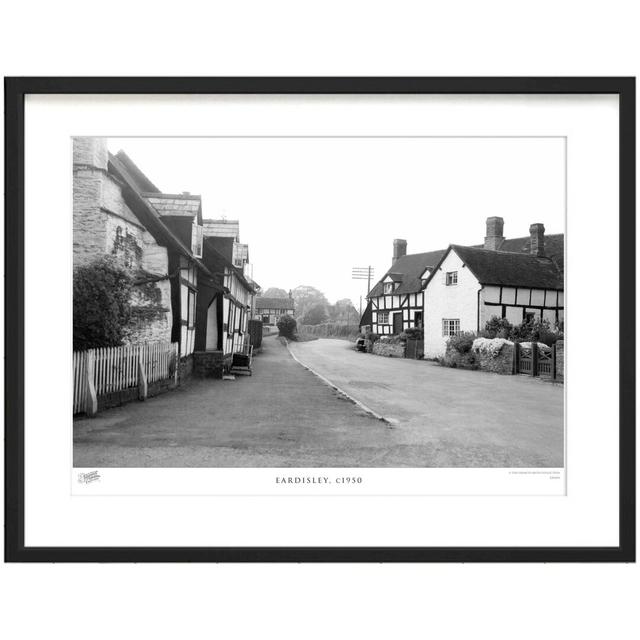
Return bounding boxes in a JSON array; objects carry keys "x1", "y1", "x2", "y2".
[{"x1": 73, "y1": 137, "x2": 565, "y2": 468}]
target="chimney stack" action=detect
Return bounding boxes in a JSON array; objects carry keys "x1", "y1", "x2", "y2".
[
  {"x1": 392, "y1": 239, "x2": 407, "y2": 264},
  {"x1": 484, "y1": 217, "x2": 505, "y2": 251},
  {"x1": 529, "y1": 223, "x2": 545, "y2": 256}
]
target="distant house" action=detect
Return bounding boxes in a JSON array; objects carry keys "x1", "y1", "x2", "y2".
[
  {"x1": 423, "y1": 217, "x2": 564, "y2": 357},
  {"x1": 254, "y1": 296, "x2": 295, "y2": 331},
  {"x1": 366, "y1": 240, "x2": 445, "y2": 335},
  {"x1": 73, "y1": 138, "x2": 213, "y2": 374}
]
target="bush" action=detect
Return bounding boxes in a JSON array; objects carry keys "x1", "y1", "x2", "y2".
[
  {"x1": 301, "y1": 304, "x2": 329, "y2": 325},
  {"x1": 277, "y1": 314, "x2": 297, "y2": 339},
  {"x1": 400, "y1": 327, "x2": 424, "y2": 341},
  {"x1": 446, "y1": 331, "x2": 477, "y2": 354},
  {"x1": 73, "y1": 257, "x2": 133, "y2": 350},
  {"x1": 483, "y1": 316, "x2": 513, "y2": 339},
  {"x1": 298, "y1": 323, "x2": 361, "y2": 341},
  {"x1": 484, "y1": 315, "x2": 563, "y2": 346},
  {"x1": 510, "y1": 317, "x2": 563, "y2": 346}
]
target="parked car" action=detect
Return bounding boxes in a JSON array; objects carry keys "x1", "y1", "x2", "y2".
[{"x1": 355, "y1": 336, "x2": 367, "y2": 352}]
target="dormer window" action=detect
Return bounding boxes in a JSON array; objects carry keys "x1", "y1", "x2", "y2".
[
  {"x1": 191, "y1": 223, "x2": 203, "y2": 258},
  {"x1": 384, "y1": 282, "x2": 394, "y2": 294}
]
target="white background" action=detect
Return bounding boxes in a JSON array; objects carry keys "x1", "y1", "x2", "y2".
[
  {"x1": 27, "y1": 94, "x2": 617, "y2": 546},
  {"x1": 1, "y1": 1, "x2": 638, "y2": 639}
]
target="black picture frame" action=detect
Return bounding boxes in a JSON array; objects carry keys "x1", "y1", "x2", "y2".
[{"x1": 4, "y1": 77, "x2": 635, "y2": 563}]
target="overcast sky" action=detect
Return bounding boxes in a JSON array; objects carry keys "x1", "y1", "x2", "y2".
[{"x1": 108, "y1": 137, "x2": 565, "y2": 309}]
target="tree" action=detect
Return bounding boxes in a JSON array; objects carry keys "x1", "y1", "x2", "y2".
[
  {"x1": 262, "y1": 287, "x2": 288, "y2": 298},
  {"x1": 329, "y1": 298, "x2": 359, "y2": 324},
  {"x1": 277, "y1": 314, "x2": 297, "y2": 339},
  {"x1": 291, "y1": 285, "x2": 328, "y2": 319},
  {"x1": 302, "y1": 303, "x2": 329, "y2": 326},
  {"x1": 73, "y1": 257, "x2": 133, "y2": 350}
]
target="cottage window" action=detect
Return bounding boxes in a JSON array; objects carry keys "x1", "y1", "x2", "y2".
[
  {"x1": 442, "y1": 318, "x2": 460, "y2": 337},
  {"x1": 378, "y1": 311, "x2": 390, "y2": 324},
  {"x1": 191, "y1": 223, "x2": 204, "y2": 258},
  {"x1": 383, "y1": 282, "x2": 393, "y2": 294},
  {"x1": 445, "y1": 271, "x2": 458, "y2": 286}
]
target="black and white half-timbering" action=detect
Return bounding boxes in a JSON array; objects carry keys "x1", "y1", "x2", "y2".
[{"x1": 72, "y1": 135, "x2": 565, "y2": 472}]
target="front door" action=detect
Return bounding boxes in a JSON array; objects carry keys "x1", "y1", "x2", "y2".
[{"x1": 393, "y1": 312, "x2": 403, "y2": 335}]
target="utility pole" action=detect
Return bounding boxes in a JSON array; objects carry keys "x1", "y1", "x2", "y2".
[{"x1": 352, "y1": 266, "x2": 374, "y2": 297}]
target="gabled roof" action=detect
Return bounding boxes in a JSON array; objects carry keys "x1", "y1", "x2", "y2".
[
  {"x1": 143, "y1": 193, "x2": 202, "y2": 220},
  {"x1": 442, "y1": 244, "x2": 564, "y2": 290},
  {"x1": 368, "y1": 250, "x2": 446, "y2": 297},
  {"x1": 359, "y1": 300, "x2": 373, "y2": 326},
  {"x1": 202, "y1": 236, "x2": 256, "y2": 294},
  {"x1": 108, "y1": 152, "x2": 213, "y2": 277},
  {"x1": 114, "y1": 150, "x2": 161, "y2": 193},
  {"x1": 255, "y1": 297, "x2": 295, "y2": 311},
  {"x1": 203, "y1": 219, "x2": 240, "y2": 240},
  {"x1": 473, "y1": 233, "x2": 564, "y2": 278}
]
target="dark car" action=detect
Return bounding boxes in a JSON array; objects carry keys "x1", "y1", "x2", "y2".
[{"x1": 355, "y1": 336, "x2": 367, "y2": 352}]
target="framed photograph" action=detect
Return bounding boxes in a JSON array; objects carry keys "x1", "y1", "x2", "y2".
[{"x1": 5, "y1": 77, "x2": 635, "y2": 562}]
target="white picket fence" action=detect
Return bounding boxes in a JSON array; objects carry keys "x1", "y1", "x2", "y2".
[{"x1": 73, "y1": 341, "x2": 179, "y2": 415}]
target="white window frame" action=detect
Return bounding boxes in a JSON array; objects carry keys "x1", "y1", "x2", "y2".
[
  {"x1": 383, "y1": 282, "x2": 394, "y2": 294},
  {"x1": 378, "y1": 311, "x2": 390, "y2": 325},
  {"x1": 445, "y1": 271, "x2": 458, "y2": 286},
  {"x1": 442, "y1": 318, "x2": 461, "y2": 337},
  {"x1": 191, "y1": 223, "x2": 204, "y2": 258}
]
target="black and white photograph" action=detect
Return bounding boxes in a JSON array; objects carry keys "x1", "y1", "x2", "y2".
[{"x1": 72, "y1": 135, "x2": 565, "y2": 470}]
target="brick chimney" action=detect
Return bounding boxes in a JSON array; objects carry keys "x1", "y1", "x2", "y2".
[
  {"x1": 392, "y1": 239, "x2": 407, "y2": 264},
  {"x1": 484, "y1": 217, "x2": 505, "y2": 251},
  {"x1": 529, "y1": 223, "x2": 545, "y2": 256}
]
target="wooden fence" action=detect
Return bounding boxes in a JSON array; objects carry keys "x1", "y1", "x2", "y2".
[{"x1": 73, "y1": 341, "x2": 179, "y2": 416}]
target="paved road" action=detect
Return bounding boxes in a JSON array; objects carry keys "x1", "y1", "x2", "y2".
[
  {"x1": 74, "y1": 336, "x2": 391, "y2": 467},
  {"x1": 289, "y1": 338, "x2": 564, "y2": 467},
  {"x1": 74, "y1": 336, "x2": 563, "y2": 468}
]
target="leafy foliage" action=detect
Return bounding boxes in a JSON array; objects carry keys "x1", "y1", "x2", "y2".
[
  {"x1": 483, "y1": 316, "x2": 513, "y2": 339},
  {"x1": 276, "y1": 314, "x2": 297, "y2": 339},
  {"x1": 302, "y1": 303, "x2": 329, "y2": 326},
  {"x1": 446, "y1": 331, "x2": 477, "y2": 354},
  {"x1": 399, "y1": 327, "x2": 424, "y2": 341},
  {"x1": 483, "y1": 315, "x2": 563, "y2": 346},
  {"x1": 73, "y1": 257, "x2": 133, "y2": 350},
  {"x1": 261, "y1": 287, "x2": 289, "y2": 298}
]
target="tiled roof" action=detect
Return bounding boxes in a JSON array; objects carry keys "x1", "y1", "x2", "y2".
[
  {"x1": 203, "y1": 219, "x2": 240, "y2": 240},
  {"x1": 108, "y1": 153, "x2": 212, "y2": 277},
  {"x1": 473, "y1": 233, "x2": 564, "y2": 278},
  {"x1": 370, "y1": 232, "x2": 565, "y2": 298},
  {"x1": 360, "y1": 300, "x2": 373, "y2": 326},
  {"x1": 255, "y1": 297, "x2": 295, "y2": 310},
  {"x1": 450, "y1": 244, "x2": 563, "y2": 289},
  {"x1": 368, "y1": 250, "x2": 446, "y2": 297},
  {"x1": 143, "y1": 194, "x2": 201, "y2": 218}
]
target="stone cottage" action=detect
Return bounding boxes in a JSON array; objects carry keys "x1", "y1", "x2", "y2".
[{"x1": 73, "y1": 138, "x2": 214, "y2": 372}]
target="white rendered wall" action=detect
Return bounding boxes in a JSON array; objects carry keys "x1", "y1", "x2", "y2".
[{"x1": 423, "y1": 250, "x2": 481, "y2": 358}]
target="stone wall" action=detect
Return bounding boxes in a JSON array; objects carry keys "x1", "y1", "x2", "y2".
[
  {"x1": 73, "y1": 137, "x2": 173, "y2": 345},
  {"x1": 179, "y1": 354, "x2": 195, "y2": 381},
  {"x1": 475, "y1": 343, "x2": 515, "y2": 374},
  {"x1": 372, "y1": 339, "x2": 406, "y2": 358},
  {"x1": 444, "y1": 341, "x2": 515, "y2": 375},
  {"x1": 555, "y1": 340, "x2": 564, "y2": 381},
  {"x1": 193, "y1": 351, "x2": 232, "y2": 378}
]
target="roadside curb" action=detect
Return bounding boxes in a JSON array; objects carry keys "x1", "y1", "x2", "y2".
[{"x1": 285, "y1": 341, "x2": 390, "y2": 425}]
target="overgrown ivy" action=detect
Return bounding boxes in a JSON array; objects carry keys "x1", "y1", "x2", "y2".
[{"x1": 73, "y1": 257, "x2": 133, "y2": 350}]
